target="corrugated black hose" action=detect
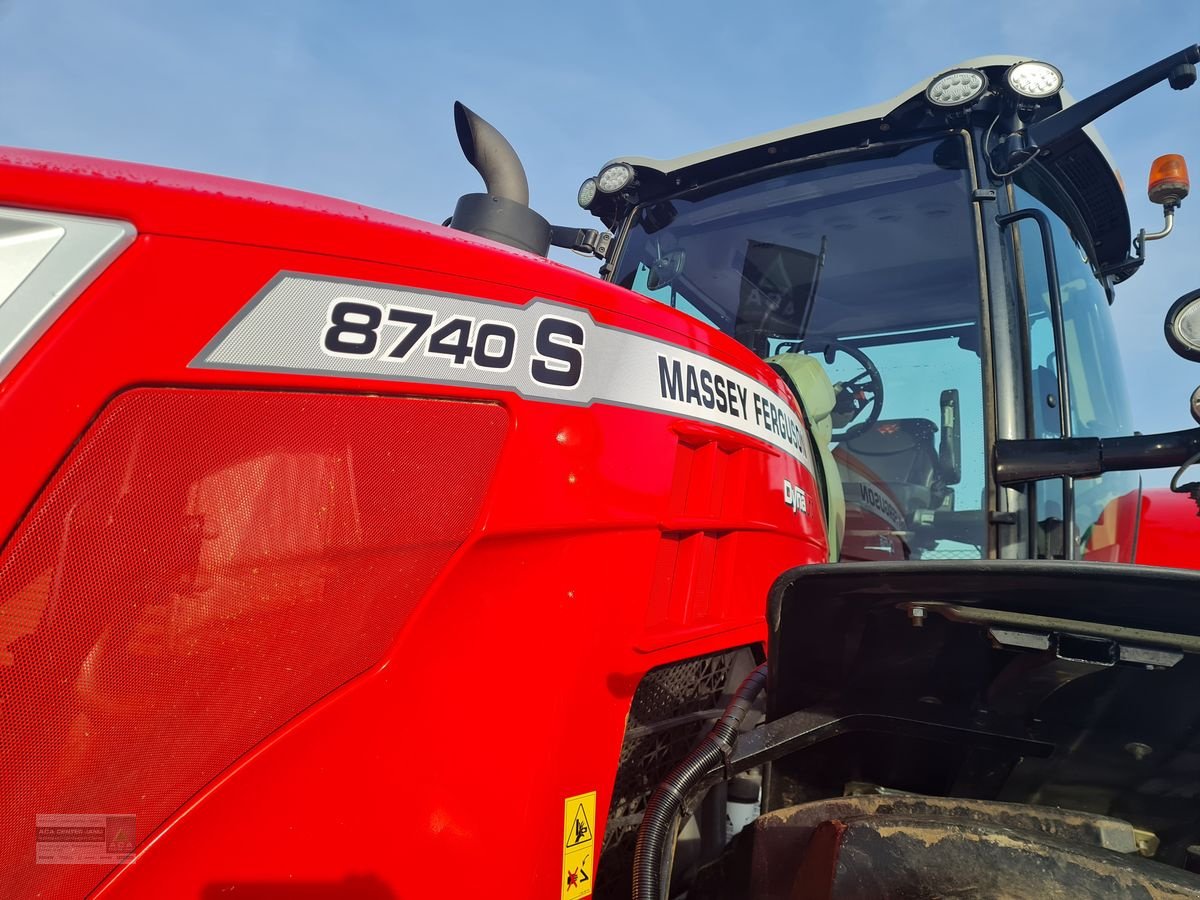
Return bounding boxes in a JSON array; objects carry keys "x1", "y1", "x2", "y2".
[{"x1": 631, "y1": 662, "x2": 769, "y2": 900}]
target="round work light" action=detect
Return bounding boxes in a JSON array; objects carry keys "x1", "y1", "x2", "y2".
[
  {"x1": 577, "y1": 177, "x2": 598, "y2": 209},
  {"x1": 597, "y1": 163, "x2": 635, "y2": 194},
  {"x1": 925, "y1": 68, "x2": 988, "y2": 108},
  {"x1": 1006, "y1": 61, "x2": 1063, "y2": 99}
]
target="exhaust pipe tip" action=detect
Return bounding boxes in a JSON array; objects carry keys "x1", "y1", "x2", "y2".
[
  {"x1": 453, "y1": 101, "x2": 530, "y2": 207},
  {"x1": 450, "y1": 101, "x2": 549, "y2": 256}
]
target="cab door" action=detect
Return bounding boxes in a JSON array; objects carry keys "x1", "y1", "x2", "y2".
[{"x1": 1009, "y1": 166, "x2": 1140, "y2": 561}]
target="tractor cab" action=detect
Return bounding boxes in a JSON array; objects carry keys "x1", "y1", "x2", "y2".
[
  {"x1": 555, "y1": 49, "x2": 1200, "y2": 900},
  {"x1": 581, "y1": 54, "x2": 1193, "y2": 565}
]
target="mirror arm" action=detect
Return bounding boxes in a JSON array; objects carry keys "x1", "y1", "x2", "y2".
[
  {"x1": 995, "y1": 428, "x2": 1200, "y2": 486},
  {"x1": 1025, "y1": 44, "x2": 1200, "y2": 154},
  {"x1": 1101, "y1": 428, "x2": 1200, "y2": 471},
  {"x1": 550, "y1": 225, "x2": 613, "y2": 259}
]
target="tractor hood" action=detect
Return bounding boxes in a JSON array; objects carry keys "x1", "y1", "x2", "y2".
[{"x1": 0, "y1": 146, "x2": 502, "y2": 261}]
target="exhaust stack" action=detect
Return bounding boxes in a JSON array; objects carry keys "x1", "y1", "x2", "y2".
[
  {"x1": 454, "y1": 101, "x2": 529, "y2": 205},
  {"x1": 449, "y1": 102, "x2": 551, "y2": 256}
]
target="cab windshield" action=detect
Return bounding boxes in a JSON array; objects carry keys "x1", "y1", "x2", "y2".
[{"x1": 614, "y1": 137, "x2": 986, "y2": 560}]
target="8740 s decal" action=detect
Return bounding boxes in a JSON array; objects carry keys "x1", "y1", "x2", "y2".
[
  {"x1": 322, "y1": 299, "x2": 584, "y2": 389},
  {"x1": 192, "y1": 272, "x2": 813, "y2": 469}
]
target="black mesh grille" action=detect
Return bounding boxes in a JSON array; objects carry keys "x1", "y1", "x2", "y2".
[
  {"x1": 595, "y1": 648, "x2": 747, "y2": 897},
  {"x1": 1048, "y1": 144, "x2": 1130, "y2": 265}
]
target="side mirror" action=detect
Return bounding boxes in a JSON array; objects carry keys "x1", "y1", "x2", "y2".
[
  {"x1": 938, "y1": 388, "x2": 961, "y2": 485},
  {"x1": 1165, "y1": 288, "x2": 1200, "y2": 362}
]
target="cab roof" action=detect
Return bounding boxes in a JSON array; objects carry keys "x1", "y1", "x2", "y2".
[{"x1": 600, "y1": 56, "x2": 1135, "y2": 281}]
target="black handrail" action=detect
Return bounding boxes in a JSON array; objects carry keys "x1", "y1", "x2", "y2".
[{"x1": 997, "y1": 207, "x2": 1074, "y2": 554}]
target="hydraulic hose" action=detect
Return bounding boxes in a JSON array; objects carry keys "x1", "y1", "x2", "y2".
[{"x1": 632, "y1": 662, "x2": 768, "y2": 900}]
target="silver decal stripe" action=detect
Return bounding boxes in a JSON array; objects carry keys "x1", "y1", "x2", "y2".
[
  {"x1": 0, "y1": 208, "x2": 135, "y2": 381},
  {"x1": 192, "y1": 273, "x2": 813, "y2": 468}
]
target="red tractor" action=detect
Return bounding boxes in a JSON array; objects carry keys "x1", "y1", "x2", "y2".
[{"x1": 5, "y1": 45, "x2": 1200, "y2": 899}]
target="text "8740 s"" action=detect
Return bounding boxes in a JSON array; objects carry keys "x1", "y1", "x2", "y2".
[{"x1": 321, "y1": 299, "x2": 585, "y2": 389}]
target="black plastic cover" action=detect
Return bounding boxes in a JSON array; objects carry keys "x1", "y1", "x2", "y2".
[
  {"x1": 767, "y1": 560, "x2": 1200, "y2": 718},
  {"x1": 449, "y1": 193, "x2": 552, "y2": 257}
]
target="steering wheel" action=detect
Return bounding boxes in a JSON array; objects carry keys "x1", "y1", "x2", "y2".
[{"x1": 785, "y1": 338, "x2": 884, "y2": 441}]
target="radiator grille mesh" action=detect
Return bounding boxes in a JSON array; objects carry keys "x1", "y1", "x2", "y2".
[
  {"x1": 595, "y1": 649, "x2": 743, "y2": 897},
  {"x1": 0, "y1": 388, "x2": 507, "y2": 899}
]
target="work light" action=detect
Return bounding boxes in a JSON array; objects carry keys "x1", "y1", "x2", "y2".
[
  {"x1": 577, "y1": 177, "x2": 598, "y2": 209},
  {"x1": 597, "y1": 163, "x2": 635, "y2": 194},
  {"x1": 1166, "y1": 289, "x2": 1200, "y2": 362},
  {"x1": 925, "y1": 69, "x2": 988, "y2": 108},
  {"x1": 1006, "y1": 61, "x2": 1063, "y2": 99}
]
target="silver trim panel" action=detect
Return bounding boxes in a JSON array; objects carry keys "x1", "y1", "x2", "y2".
[
  {"x1": 193, "y1": 272, "x2": 816, "y2": 469},
  {"x1": 0, "y1": 207, "x2": 135, "y2": 381}
]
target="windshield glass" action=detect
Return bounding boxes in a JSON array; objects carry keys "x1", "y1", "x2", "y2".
[{"x1": 614, "y1": 137, "x2": 986, "y2": 560}]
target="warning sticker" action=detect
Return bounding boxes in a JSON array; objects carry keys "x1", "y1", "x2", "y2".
[
  {"x1": 565, "y1": 800, "x2": 593, "y2": 848},
  {"x1": 562, "y1": 791, "x2": 596, "y2": 899}
]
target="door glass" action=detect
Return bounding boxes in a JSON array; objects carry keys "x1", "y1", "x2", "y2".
[{"x1": 1013, "y1": 168, "x2": 1138, "y2": 561}]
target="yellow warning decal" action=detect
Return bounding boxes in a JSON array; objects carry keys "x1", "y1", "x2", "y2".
[{"x1": 562, "y1": 791, "x2": 596, "y2": 900}]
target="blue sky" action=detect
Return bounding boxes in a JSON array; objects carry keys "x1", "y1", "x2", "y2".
[{"x1": 4, "y1": 0, "x2": 1200, "y2": 481}]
